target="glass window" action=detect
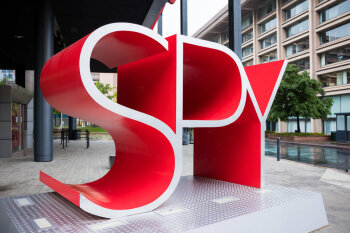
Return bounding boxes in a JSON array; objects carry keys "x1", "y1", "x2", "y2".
[
  {"x1": 347, "y1": 116, "x2": 350, "y2": 131},
  {"x1": 242, "y1": 30, "x2": 253, "y2": 43},
  {"x1": 320, "y1": 22, "x2": 350, "y2": 44},
  {"x1": 284, "y1": 0, "x2": 309, "y2": 20},
  {"x1": 260, "y1": 50, "x2": 277, "y2": 63},
  {"x1": 91, "y1": 73, "x2": 100, "y2": 81},
  {"x1": 242, "y1": 46, "x2": 253, "y2": 57},
  {"x1": 320, "y1": 0, "x2": 350, "y2": 23},
  {"x1": 320, "y1": 45, "x2": 350, "y2": 66},
  {"x1": 260, "y1": 17, "x2": 277, "y2": 34},
  {"x1": 337, "y1": 115, "x2": 345, "y2": 130},
  {"x1": 286, "y1": 38, "x2": 309, "y2": 56},
  {"x1": 222, "y1": 31, "x2": 229, "y2": 42},
  {"x1": 324, "y1": 119, "x2": 336, "y2": 135},
  {"x1": 260, "y1": 33, "x2": 277, "y2": 49},
  {"x1": 0, "y1": 70, "x2": 16, "y2": 85},
  {"x1": 211, "y1": 34, "x2": 221, "y2": 44},
  {"x1": 319, "y1": 70, "x2": 350, "y2": 87},
  {"x1": 290, "y1": 58, "x2": 310, "y2": 71},
  {"x1": 242, "y1": 14, "x2": 253, "y2": 30},
  {"x1": 258, "y1": 0, "x2": 276, "y2": 19},
  {"x1": 286, "y1": 19, "x2": 309, "y2": 37},
  {"x1": 243, "y1": 60, "x2": 253, "y2": 67}
]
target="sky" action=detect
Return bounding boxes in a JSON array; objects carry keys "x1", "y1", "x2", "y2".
[{"x1": 155, "y1": 0, "x2": 228, "y2": 37}]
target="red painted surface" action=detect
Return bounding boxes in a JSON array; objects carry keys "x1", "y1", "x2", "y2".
[
  {"x1": 245, "y1": 60, "x2": 285, "y2": 117},
  {"x1": 118, "y1": 35, "x2": 177, "y2": 133},
  {"x1": 183, "y1": 43, "x2": 242, "y2": 121},
  {"x1": 40, "y1": 22, "x2": 286, "y2": 216},
  {"x1": 194, "y1": 95, "x2": 261, "y2": 188},
  {"x1": 40, "y1": 171, "x2": 80, "y2": 207},
  {"x1": 41, "y1": 30, "x2": 175, "y2": 210}
]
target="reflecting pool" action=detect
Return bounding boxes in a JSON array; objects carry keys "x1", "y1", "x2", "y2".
[{"x1": 265, "y1": 141, "x2": 350, "y2": 173}]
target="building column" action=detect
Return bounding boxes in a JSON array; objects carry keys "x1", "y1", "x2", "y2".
[
  {"x1": 252, "y1": 9, "x2": 258, "y2": 64},
  {"x1": 278, "y1": 118, "x2": 288, "y2": 133},
  {"x1": 309, "y1": 0, "x2": 321, "y2": 133},
  {"x1": 34, "y1": 0, "x2": 53, "y2": 162},
  {"x1": 228, "y1": 0, "x2": 242, "y2": 59},
  {"x1": 181, "y1": 0, "x2": 190, "y2": 145},
  {"x1": 276, "y1": 0, "x2": 283, "y2": 59},
  {"x1": 181, "y1": 0, "x2": 188, "y2": 36},
  {"x1": 69, "y1": 117, "x2": 76, "y2": 131},
  {"x1": 0, "y1": 86, "x2": 12, "y2": 158},
  {"x1": 158, "y1": 13, "x2": 163, "y2": 36}
]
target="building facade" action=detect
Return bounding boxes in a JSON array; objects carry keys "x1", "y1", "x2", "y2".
[
  {"x1": 193, "y1": 0, "x2": 350, "y2": 135},
  {"x1": 0, "y1": 70, "x2": 33, "y2": 157}
]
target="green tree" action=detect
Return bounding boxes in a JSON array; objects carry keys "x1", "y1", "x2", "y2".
[
  {"x1": 268, "y1": 64, "x2": 333, "y2": 133},
  {"x1": 53, "y1": 109, "x2": 61, "y2": 127},
  {"x1": 94, "y1": 81, "x2": 117, "y2": 101}
]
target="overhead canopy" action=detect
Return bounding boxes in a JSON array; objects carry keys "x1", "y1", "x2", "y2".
[{"x1": 0, "y1": 0, "x2": 173, "y2": 70}]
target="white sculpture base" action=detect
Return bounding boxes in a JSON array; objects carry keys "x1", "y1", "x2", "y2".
[{"x1": 0, "y1": 176, "x2": 328, "y2": 232}]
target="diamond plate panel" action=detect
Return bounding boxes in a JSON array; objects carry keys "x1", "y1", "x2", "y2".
[{"x1": 0, "y1": 176, "x2": 315, "y2": 233}]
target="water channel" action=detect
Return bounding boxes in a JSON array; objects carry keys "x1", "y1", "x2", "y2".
[{"x1": 265, "y1": 140, "x2": 350, "y2": 173}]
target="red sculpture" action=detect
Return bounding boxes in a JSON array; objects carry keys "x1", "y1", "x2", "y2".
[{"x1": 40, "y1": 23, "x2": 287, "y2": 218}]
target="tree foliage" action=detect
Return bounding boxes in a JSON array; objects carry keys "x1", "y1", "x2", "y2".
[
  {"x1": 268, "y1": 64, "x2": 333, "y2": 132},
  {"x1": 94, "y1": 81, "x2": 117, "y2": 101}
]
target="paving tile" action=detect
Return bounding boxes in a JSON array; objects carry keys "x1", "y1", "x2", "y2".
[{"x1": 0, "y1": 140, "x2": 349, "y2": 232}]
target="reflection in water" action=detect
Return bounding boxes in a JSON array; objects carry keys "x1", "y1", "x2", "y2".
[{"x1": 265, "y1": 141, "x2": 350, "y2": 173}]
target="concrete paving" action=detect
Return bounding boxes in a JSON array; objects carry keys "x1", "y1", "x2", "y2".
[{"x1": 0, "y1": 140, "x2": 350, "y2": 232}]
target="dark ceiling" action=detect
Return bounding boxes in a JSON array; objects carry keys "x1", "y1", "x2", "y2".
[{"x1": 0, "y1": 0, "x2": 168, "y2": 70}]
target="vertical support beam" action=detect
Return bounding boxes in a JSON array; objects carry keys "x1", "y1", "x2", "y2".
[
  {"x1": 276, "y1": 0, "x2": 283, "y2": 59},
  {"x1": 69, "y1": 117, "x2": 76, "y2": 131},
  {"x1": 142, "y1": 0, "x2": 167, "y2": 29},
  {"x1": 252, "y1": 9, "x2": 258, "y2": 65},
  {"x1": 181, "y1": 0, "x2": 188, "y2": 36},
  {"x1": 181, "y1": 0, "x2": 189, "y2": 145},
  {"x1": 228, "y1": 0, "x2": 242, "y2": 59},
  {"x1": 309, "y1": 0, "x2": 320, "y2": 133},
  {"x1": 158, "y1": 13, "x2": 163, "y2": 36},
  {"x1": 34, "y1": 0, "x2": 53, "y2": 162}
]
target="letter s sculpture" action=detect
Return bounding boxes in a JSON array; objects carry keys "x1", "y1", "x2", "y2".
[{"x1": 40, "y1": 23, "x2": 287, "y2": 218}]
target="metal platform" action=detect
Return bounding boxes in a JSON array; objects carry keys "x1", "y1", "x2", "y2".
[{"x1": 0, "y1": 176, "x2": 328, "y2": 233}]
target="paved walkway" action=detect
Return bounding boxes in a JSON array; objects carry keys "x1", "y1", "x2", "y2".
[{"x1": 1, "y1": 140, "x2": 350, "y2": 232}]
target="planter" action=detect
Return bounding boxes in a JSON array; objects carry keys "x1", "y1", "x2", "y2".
[{"x1": 266, "y1": 133, "x2": 330, "y2": 142}]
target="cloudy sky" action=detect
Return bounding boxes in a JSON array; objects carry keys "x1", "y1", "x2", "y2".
[{"x1": 155, "y1": 0, "x2": 228, "y2": 37}]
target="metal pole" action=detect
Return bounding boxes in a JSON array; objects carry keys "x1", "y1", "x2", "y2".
[
  {"x1": 180, "y1": 0, "x2": 188, "y2": 36},
  {"x1": 68, "y1": 116, "x2": 77, "y2": 140},
  {"x1": 277, "y1": 137, "x2": 280, "y2": 161},
  {"x1": 34, "y1": 0, "x2": 53, "y2": 162},
  {"x1": 86, "y1": 130, "x2": 90, "y2": 149},
  {"x1": 228, "y1": 0, "x2": 242, "y2": 59},
  {"x1": 69, "y1": 117, "x2": 76, "y2": 131},
  {"x1": 181, "y1": 0, "x2": 189, "y2": 145},
  {"x1": 158, "y1": 13, "x2": 163, "y2": 36}
]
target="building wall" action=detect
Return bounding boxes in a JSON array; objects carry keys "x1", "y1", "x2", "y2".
[
  {"x1": 92, "y1": 72, "x2": 118, "y2": 101},
  {"x1": 0, "y1": 86, "x2": 12, "y2": 157},
  {"x1": 193, "y1": 0, "x2": 350, "y2": 134},
  {"x1": 25, "y1": 70, "x2": 34, "y2": 150},
  {"x1": 99, "y1": 73, "x2": 118, "y2": 98}
]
